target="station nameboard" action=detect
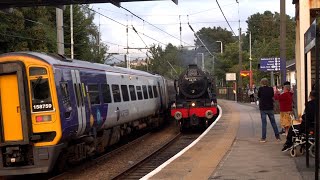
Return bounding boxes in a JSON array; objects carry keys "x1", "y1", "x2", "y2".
[
  {"x1": 226, "y1": 73, "x2": 236, "y2": 81},
  {"x1": 304, "y1": 19, "x2": 316, "y2": 53},
  {"x1": 260, "y1": 57, "x2": 281, "y2": 71}
]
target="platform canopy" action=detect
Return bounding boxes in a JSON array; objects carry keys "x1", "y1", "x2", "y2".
[{"x1": 0, "y1": 0, "x2": 178, "y2": 8}]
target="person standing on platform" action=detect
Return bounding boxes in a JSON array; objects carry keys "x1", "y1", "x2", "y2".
[
  {"x1": 257, "y1": 78, "x2": 281, "y2": 143},
  {"x1": 248, "y1": 88, "x2": 255, "y2": 104},
  {"x1": 274, "y1": 85, "x2": 293, "y2": 136}
]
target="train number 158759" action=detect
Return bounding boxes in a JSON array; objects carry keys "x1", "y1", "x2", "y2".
[{"x1": 32, "y1": 103, "x2": 53, "y2": 111}]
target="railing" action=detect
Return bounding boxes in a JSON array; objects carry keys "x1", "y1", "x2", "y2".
[{"x1": 216, "y1": 86, "x2": 281, "y2": 114}]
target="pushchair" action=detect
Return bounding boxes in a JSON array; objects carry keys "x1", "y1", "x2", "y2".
[{"x1": 289, "y1": 121, "x2": 315, "y2": 157}]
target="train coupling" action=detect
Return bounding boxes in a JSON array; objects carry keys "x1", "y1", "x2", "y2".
[{"x1": 3, "y1": 146, "x2": 25, "y2": 166}]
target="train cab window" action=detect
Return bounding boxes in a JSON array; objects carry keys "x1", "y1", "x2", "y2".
[
  {"x1": 88, "y1": 84, "x2": 100, "y2": 105},
  {"x1": 148, "y1": 85, "x2": 153, "y2": 98},
  {"x1": 142, "y1": 85, "x2": 148, "y2": 99},
  {"x1": 153, "y1": 86, "x2": 158, "y2": 98},
  {"x1": 29, "y1": 67, "x2": 47, "y2": 76},
  {"x1": 101, "y1": 84, "x2": 112, "y2": 103},
  {"x1": 30, "y1": 78, "x2": 53, "y2": 112},
  {"x1": 129, "y1": 85, "x2": 137, "y2": 101},
  {"x1": 136, "y1": 86, "x2": 143, "y2": 100},
  {"x1": 60, "y1": 82, "x2": 72, "y2": 118},
  {"x1": 121, "y1": 85, "x2": 129, "y2": 102},
  {"x1": 112, "y1": 84, "x2": 121, "y2": 102}
]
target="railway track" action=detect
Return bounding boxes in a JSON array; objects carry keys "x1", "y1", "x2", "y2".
[
  {"x1": 112, "y1": 132, "x2": 201, "y2": 180},
  {"x1": 50, "y1": 132, "x2": 153, "y2": 180}
]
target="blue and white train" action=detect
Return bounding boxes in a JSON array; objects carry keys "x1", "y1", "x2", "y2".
[{"x1": 0, "y1": 52, "x2": 172, "y2": 175}]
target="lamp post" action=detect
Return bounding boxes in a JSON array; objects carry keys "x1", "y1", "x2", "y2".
[
  {"x1": 197, "y1": 53, "x2": 205, "y2": 71},
  {"x1": 248, "y1": 31, "x2": 252, "y2": 88},
  {"x1": 216, "y1": 41, "x2": 223, "y2": 53}
]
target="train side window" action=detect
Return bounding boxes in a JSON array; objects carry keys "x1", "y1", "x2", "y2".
[
  {"x1": 60, "y1": 82, "x2": 72, "y2": 118},
  {"x1": 101, "y1": 84, "x2": 112, "y2": 103},
  {"x1": 129, "y1": 85, "x2": 137, "y2": 101},
  {"x1": 148, "y1": 85, "x2": 153, "y2": 98},
  {"x1": 153, "y1": 86, "x2": 158, "y2": 98},
  {"x1": 142, "y1": 85, "x2": 148, "y2": 99},
  {"x1": 88, "y1": 84, "x2": 100, "y2": 105},
  {"x1": 136, "y1": 86, "x2": 143, "y2": 100},
  {"x1": 121, "y1": 85, "x2": 129, "y2": 102},
  {"x1": 112, "y1": 84, "x2": 121, "y2": 102}
]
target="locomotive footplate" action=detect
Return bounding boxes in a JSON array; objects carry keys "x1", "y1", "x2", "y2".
[{"x1": 0, "y1": 144, "x2": 65, "y2": 176}]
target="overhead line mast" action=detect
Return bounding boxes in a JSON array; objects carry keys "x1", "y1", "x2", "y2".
[
  {"x1": 85, "y1": 6, "x2": 167, "y2": 46},
  {"x1": 120, "y1": 6, "x2": 193, "y2": 47}
]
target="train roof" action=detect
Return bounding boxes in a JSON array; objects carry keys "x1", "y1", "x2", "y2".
[{"x1": 0, "y1": 51, "x2": 159, "y2": 77}]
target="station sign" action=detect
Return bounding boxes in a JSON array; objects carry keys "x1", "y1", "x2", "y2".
[
  {"x1": 226, "y1": 73, "x2": 236, "y2": 81},
  {"x1": 260, "y1": 57, "x2": 281, "y2": 71},
  {"x1": 304, "y1": 19, "x2": 316, "y2": 53}
]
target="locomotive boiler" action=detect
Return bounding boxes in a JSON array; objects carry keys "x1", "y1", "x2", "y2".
[{"x1": 171, "y1": 64, "x2": 218, "y2": 131}]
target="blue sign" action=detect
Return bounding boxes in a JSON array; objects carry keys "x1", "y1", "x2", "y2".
[{"x1": 260, "y1": 57, "x2": 281, "y2": 71}]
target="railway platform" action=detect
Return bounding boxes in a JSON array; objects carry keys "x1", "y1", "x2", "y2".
[{"x1": 142, "y1": 99, "x2": 316, "y2": 180}]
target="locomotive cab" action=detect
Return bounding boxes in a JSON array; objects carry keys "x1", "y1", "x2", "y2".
[{"x1": 0, "y1": 54, "x2": 63, "y2": 175}]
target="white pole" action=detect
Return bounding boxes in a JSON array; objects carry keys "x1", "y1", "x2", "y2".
[
  {"x1": 249, "y1": 32, "x2": 252, "y2": 72},
  {"x1": 56, "y1": 7, "x2": 64, "y2": 55},
  {"x1": 70, "y1": 5, "x2": 74, "y2": 59},
  {"x1": 249, "y1": 31, "x2": 252, "y2": 88},
  {"x1": 201, "y1": 53, "x2": 204, "y2": 71}
]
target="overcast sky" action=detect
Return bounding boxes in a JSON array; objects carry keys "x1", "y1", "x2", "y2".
[{"x1": 90, "y1": 0, "x2": 295, "y2": 60}]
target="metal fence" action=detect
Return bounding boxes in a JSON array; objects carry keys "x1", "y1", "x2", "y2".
[
  {"x1": 216, "y1": 86, "x2": 281, "y2": 114},
  {"x1": 216, "y1": 87, "x2": 251, "y2": 103}
]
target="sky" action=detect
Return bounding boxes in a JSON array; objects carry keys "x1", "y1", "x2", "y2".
[{"x1": 90, "y1": 0, "x2": 295, "y2": 61}]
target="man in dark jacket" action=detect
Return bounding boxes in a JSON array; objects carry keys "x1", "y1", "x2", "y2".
[{"x1": 258, "y1": 78, "x2": 280, "y2": 142}]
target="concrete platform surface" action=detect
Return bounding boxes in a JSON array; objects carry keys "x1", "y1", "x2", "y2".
[{"x1": 143, "y1": 100, "x2": 318, "y2": 180}]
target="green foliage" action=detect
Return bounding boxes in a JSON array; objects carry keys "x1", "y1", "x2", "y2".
[
  {"x1": 0, "y1": 6, "x2": 108, "y2": 63},
  {"x1": 146, "y1": 43, "x2": 183, "y2": 79},
  {"x1": 195, "y1": 26, "x2": 236, "y2": 54},
  {"x1": 243, "y1": 10, "x2": 296, "y2": 85}
]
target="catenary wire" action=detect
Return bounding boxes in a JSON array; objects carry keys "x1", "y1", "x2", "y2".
[
  {"x1": 120, "y1": 6, "x2": 193, "y2": 47},
  {"x1": 86, "y1": 6, "x2": 167, "y2": 46},
  {"x1": 215, "y1": 0, "x2": 236, "y2": 36}
]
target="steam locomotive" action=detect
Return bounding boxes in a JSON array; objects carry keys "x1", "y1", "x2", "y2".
[{"x1": 171, "y1": 64, "x2": 218, "y2": 131}]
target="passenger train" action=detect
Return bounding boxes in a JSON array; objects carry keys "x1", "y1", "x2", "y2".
[
  {"x1": 0, "y1": 52, "x2": 172, "y2": 175},
  {"x1": 171, "y1": 64, "x2": 218, "y2": 131}
]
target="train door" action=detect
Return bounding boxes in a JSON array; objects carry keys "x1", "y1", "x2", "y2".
[
  {"x1": 0, "y1": 62, "x2": 29, "y2": 144},
  {"x1": 157, "y1": 80, "x2": 164, "y2": 113},
  {"x1": 71, "y1": 70, "x2": 87, "y2": 136}
]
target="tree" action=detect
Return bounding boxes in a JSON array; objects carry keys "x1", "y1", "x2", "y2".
[
  {"x1": 194, "y1": 26, "x2": 236, "y2": 54},
  {"x1": 0, "y1": 6, "x2": 108, "y2": 64},
  {"x1": 64, "y1": 5, "x2": 108, "y2": 63},
  {"x1": 0, "y1": 7, "x2": 56, "y2": 53},
  {"x1": 244, "y1": 11, "x2": 296, "y2": 84},
  {"x1": 147, "y1": 43, "x2": 182, "y2": 79}
]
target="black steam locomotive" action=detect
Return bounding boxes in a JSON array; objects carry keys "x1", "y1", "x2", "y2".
[{"x1": 171, "y1": 64, "x2": 218, "y2": 131}]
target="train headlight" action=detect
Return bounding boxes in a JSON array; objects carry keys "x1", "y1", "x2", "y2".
[
  {"x1": 36, "y1": 115, "x2": 52, "y2": 122},
  {"x1": 211, "y1": 101, "x2": 217, "y2": 106},
  {"x1": 205, "y1": 110, "x2": 214, "y2": 119},
  {"x1": 171, "y1": 103, "x2": 176, "y2": 108},
  {"x1": 191, "y1": 102, "x2": 196, "y2": 107},
  {"x1": 174, "y1": 111, "x2": 182, "y2": 120}
]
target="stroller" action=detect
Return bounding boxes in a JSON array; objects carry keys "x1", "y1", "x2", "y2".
[{"x1": 289, "y1": 120, "x2": 315, "y2": 157}]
